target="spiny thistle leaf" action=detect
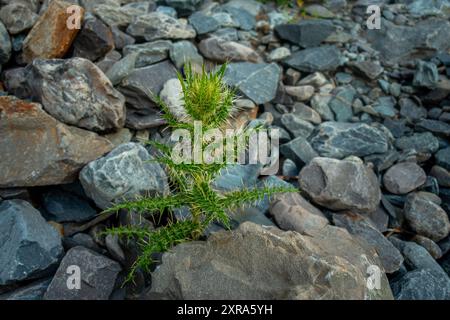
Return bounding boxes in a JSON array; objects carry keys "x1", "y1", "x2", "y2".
[{"x1": 103, "y1": 63, "x2": 298, "y2": 283}]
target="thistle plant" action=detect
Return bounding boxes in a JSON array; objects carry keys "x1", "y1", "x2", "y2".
[{"x1": 104, "y1": 63, "x2": 297, "y2": 283}]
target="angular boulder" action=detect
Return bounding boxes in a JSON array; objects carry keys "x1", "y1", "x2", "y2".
[
  {"x1": 145, "y1": 222, "x2": 393, "y2": 300},
  {"x1": 44, "y1": 246, "x2": 121, "y2": 300},
  {"x1": 299, "y1": 157, "x2": 381, "y2": 212},
  {"x1": 0, "y1": 200, "x2": 63, "y2": 285},
  {"x1": 79, "y1": 143, "x2": 169, "y2": 210},
  {"x1": 310, "y1": 122, "x2": 391, "y2": 159},
  {"x1": 284, "y1": 46, "x2": 342, "y2": 73},
  {"x1": 223, "y1": 62, "x2": 281, "y2": 105},
  {"x1": 0, "y1": 96, "x2": 113, "y2": 187},
  {"x1": 19, "y1": 58, "x2": 126, "y2": 132},
  {"x1": 274, "y1": 20, "x2": 335, "y2": 48},
  {"x1": 22, "y1": 0, "x2": 84, "y2": 63}
]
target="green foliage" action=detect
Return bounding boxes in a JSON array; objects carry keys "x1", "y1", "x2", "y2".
[
  {"x1": 104, "y1": 63, "x2": 297, "y2": 283},
  {"x1": 257, "y1": 0, "x2": 293, "y2": 7}
]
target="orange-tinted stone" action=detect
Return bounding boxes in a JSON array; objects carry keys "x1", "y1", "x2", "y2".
[{"x1": 22, "y1": 0, "x2": 84, "y2": 63}]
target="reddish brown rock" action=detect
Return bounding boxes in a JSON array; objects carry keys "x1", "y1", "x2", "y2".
[
  {"x1": 22, "y1": 0, "x2": 84, "y2": 63},
  {"x1": 0, "y1": 96, "x2": 113, "y2": 187}
]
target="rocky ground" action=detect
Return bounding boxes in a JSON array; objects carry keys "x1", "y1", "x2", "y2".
[{"x1": 1, "y1": 0, "x2": 450, "y2": 300}]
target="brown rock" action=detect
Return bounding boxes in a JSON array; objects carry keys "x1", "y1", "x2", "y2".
[
  {"x1": 22, "y1": 0, "x2": 84, "y2": 63},
  {"x1": 0, "y1": 96, "x2": 113, "y2": 187}
]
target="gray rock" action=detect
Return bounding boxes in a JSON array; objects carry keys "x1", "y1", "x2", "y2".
[
  {"x1": 0, "y1": 3, "x2": 38, "y2": 35},
  {"x1": 383, "y1": 162, "x2": 427, "y2": 195},
  {"x1": 267, "y1": 47, "x2": 291, "y2": 62},
  {"x1": 219, "y1": 6, "x2": 255, "y2": 31},
  {"x1": 310, "y1": 122, "x2": 391, "y2": 159},
  {"x1": 430, "y1": 165, "x2": 450, "y2": 187},
  {"x1": 80, "y1": 142, "x2": 169, "y2": 210},
  {"x1": 365, "y1": 18, "x2": 450, "y2": 63},
  {"x1": 188, "y1": 11, "x2": 218, "y2": 35},
  {"x1": 105, "y1": 52, "x2": 137, "y2": 86},
  {"x1": 372, "y1": 96, "x2": 398, "y2": 119},
  {"x1": 299, "y1": 157, "x2": 381, "y2": 212},
  {"x1": 211, "y1": 27, "x2": 239, "y2": 41},
  {"x1": 145, "y1": 222, "x2": 393, "y2": 299},
  {"x1": 292, "y1": 103, "x2": 322, "y2": 124},
  {"x1": 160, "y1": 78, "x2": 188, "y2": 121},
  {"x1": 0, "y1": 21, "x2": 11, "y2": 65},
  {"x1": 103, "y1": 128, "x2": 133, "y2": 148},
  {"x1": 328, "y1": 86, "x2": 355, "y2": 122},
  {"x1": 416, "y1": 119, "x2": 450, "y2": 137},
  {"x1": 280, "y1": 113, "x2": 315, "y2": 139},
  {"x1": 395, "y1": 132, "x2": 439, "y2": 154},
  {"x1": 270, "y1": 192, "x2": 329, "y2": 236},
  {"x1": 275, "y1": 20, "x2": 335, "y2": 48},
  {"x1": 412, "y1": 235, "x2": 443, "y2": 260},
  {"x1": 126, "y1": 12, "x2": 196, "y2": 42},
  {"x1": 0, "y1": 200, "x2": 63, "y2": 285},
  {"x1": 284, "y1": 46, "x2": 342, "y2": 73},
  {"x1": 0, "y1": 278, "x2": 52, "y2": 300},
  {"x1": 268, "y1": 11, "x2": 289, "y2": 28},
  {"x1": 111, "y1": 26, "x2": 135, "y2": 50},
  {"x1": 285, "y1": 85, "x2": 315, "y2": 102},
  {"x1": 64, "y1": 233, "x2": 104, "y2": 255},
  {"x1": 223, "y1": 62, "x2": 281, "y2": 104},
  {"x1": 399, "y1": 98, "x2": 427, "y2": 122},
  {"x1": 2, "y1": 0, "x2": 40, "y2": 12},
  {"x1": 391, "y1": 269, "x2": 450, "y2": 300},
  {"x1": 170, "y1": 40, "x2": 203, "y2": 69},
  {"x1": 92, "y1": 4, "x2": 135, "y2": 28},
  {"x1": 19, "y1": 58, "x2": 126, "y2": 132},
  {"x1": 436, "y1": 147, "x2": 450, "y2": 171},
  {"x1": 198, "y1": 37, "x2": 261, "y2": 63},
  {"x1": 407, "y1": 0, "x2": 450, "y2": 17},
  {"x1": 118, "y1": 60, "x2": 178, "y2": 129},
  {"x1": 44, "y1": 246, "x2": 121, "y2": 300},
  {"x1": 40, "y1": 189, "x2": 97, "y2": 223},
  {"x1": 165, "y1": 0, "x2": 203, "y2": 16},
  {"x1": 212, "y1": 12, "x2": 239, "y2": 28},
  {"x1": 105, "y1": 234, "x2": 126, "y2": 264},
  {"x1": 348, "y1": 61, "x2": 384, "y2": 80},
  {"x1": 280, "y1": 136, "x2": 319, "y2": 168},
  {"x1": 123, "y1": 40, "x2": 172, "y2": 68},
  {"x1": 73, "y1": 16, "x2": 115, "y2": 62},
  {"x1": 367, "y1": 205, "x2": 390, "y2": 233},
  {"x1": 404, "y1": 192, "x2": 450, "y2": 242},
  {"x1": 212, "y1": 164, "x2": 261, "y2": 192},
  {"x1": 390, "y1": 238, "x2": 450, "y2": 299},
  {"x1": 332, "y1": 212, "x2": 403, "y2": 273},
  {"x1": 222, "y1": 0, "x2": 263, "y2": 18},
  {"x1": 413, "y1": 60, "x2": 439, "y2": 88},
  {"x1": 311, "y1": 94, "x2": 334, "y2": 121},
  {"x1": 156, "y1": 6, "x2": 177, "y2": 18},
  {"x1": 0, "y1": 96, "x2": 113, "y2": 188},
  {"x1": 282, "y1": 158, "x2": 298, "y2": 177}
]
